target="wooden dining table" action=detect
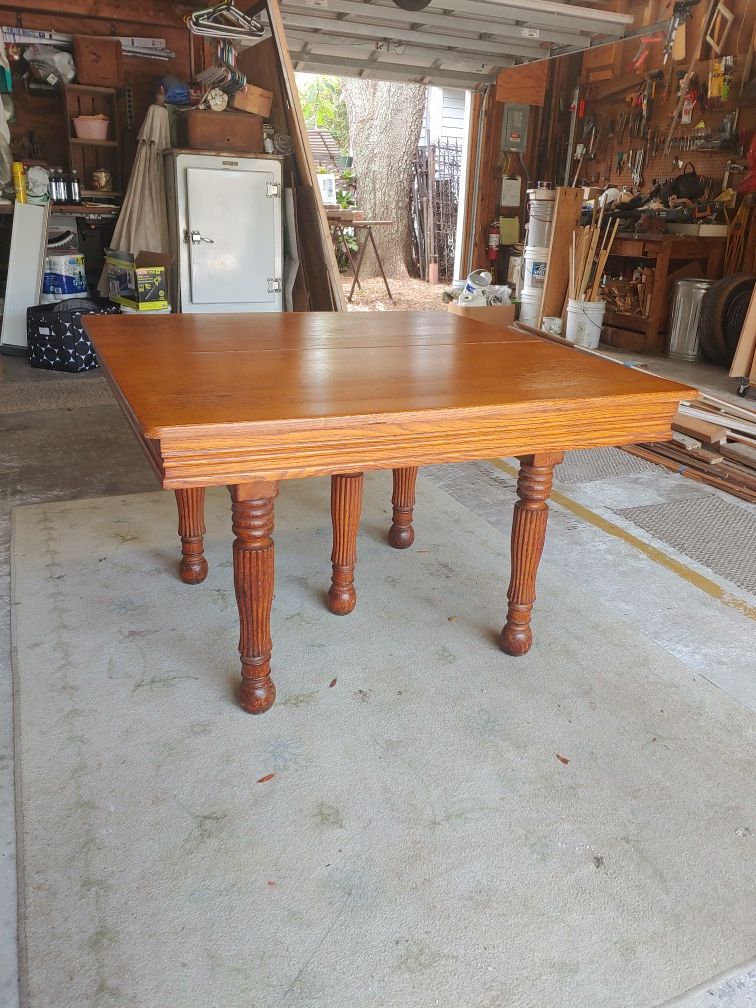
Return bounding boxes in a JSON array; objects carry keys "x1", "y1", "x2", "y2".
[{"x1": 84, "y1": 310, "x2": 693, "y2": 715}]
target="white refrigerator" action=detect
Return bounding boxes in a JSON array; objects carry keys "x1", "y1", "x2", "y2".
[{"x1": 164, "y1": 150, "x2": 284, "y2": 313}]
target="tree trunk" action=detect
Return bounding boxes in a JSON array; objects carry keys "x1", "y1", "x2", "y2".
[{"x1": 342, "y1": 79, "x2": 427, "y2": 278}]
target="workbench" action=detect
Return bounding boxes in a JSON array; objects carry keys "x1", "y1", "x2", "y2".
[{"x1": 601, "y1": 233, "x2": 725, "y2": 354}]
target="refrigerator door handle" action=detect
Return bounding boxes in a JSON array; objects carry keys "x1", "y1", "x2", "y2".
[{"x1": 185, "y1": 229, "x2": 215, "y2": 244}]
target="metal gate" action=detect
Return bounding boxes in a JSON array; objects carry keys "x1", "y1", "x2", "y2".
[{"x1": 410, "y1": 139, "x2": 462, "y2": 284}]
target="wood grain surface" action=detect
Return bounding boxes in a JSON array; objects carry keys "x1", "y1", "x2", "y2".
[{"x1": 85, "y1": 311, "x2": 694, "y2": 488}]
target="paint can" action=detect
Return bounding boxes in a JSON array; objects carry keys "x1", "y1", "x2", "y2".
[{"x1": 462, "y1": 269, "x2": 492, "y2": 297}]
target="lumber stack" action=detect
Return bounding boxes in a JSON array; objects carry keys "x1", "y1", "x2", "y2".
[
  {"x1": 625, "y1": 393, "x2": 756, "y2": 503},
  {"x1": 567, "y1": 207, "x2": 620, "y2": 304}
]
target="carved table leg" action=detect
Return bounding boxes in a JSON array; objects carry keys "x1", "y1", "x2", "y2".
[
  {"x1": 327, "y1": 473, "x2": 364, "y2": 615},
  {"x1": 230, "y1": 482, "x2": 279, "y2": 714},
  {"x1": 499, "y1": 452, "x2": 564, "y2": 657},
  {"x1": 175, "y1": 488, "x2": 208, "y2": 585},
  {"x1": 388, "y1": 466, "x2": 418, "y2": 549}
]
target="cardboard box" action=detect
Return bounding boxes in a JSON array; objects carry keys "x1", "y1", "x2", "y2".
[
  {"x1": 106, "y1": 249, "x2": 173, "y2": 310},
  {"x1": 229, "y1": 85, "x2": 273, "y2": 117},
  {"x1": 447, "y1": 302, "x2": 515, "y2": 328}
]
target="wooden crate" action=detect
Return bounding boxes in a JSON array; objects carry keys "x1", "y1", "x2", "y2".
[
  {"x1": 73, "y1": 36, "x2": 125, "y2": 88},
  {"x1": 179, "y1": 109, "x2": 264, "y2": 154}
]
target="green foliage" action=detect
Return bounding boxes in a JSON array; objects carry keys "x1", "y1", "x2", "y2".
[
  {"x1": 335, "y1": 188, "x2": 355, "y2": 209},
  {"x1": 297, "y1": 75, "x2": 349, "y2": 156},
  {"x1": 335, "y1": 227, "x2": 358, "y2": 272}
]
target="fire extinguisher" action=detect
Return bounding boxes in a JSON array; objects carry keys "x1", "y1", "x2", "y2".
[{"x1": 486, "y1": 221, "x2": 500, "y2": 262}]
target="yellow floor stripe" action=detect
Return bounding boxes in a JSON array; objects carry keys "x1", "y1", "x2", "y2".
[{"x1": 490, "y1": 459, "x2": 756, "y2": 622}]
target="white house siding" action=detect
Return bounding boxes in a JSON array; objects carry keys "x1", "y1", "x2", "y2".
[{"x1": 423, "y1": 86, "x2": 467, "y2": 146}]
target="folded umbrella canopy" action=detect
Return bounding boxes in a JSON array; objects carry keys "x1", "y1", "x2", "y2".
[{"x1": 98, "y1": 103, "x2": 171, "y2": 295}]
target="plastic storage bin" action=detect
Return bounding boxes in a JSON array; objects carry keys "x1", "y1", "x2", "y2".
[{"x1": 27, "y1": 299, "x2": 120, "y2": 372}]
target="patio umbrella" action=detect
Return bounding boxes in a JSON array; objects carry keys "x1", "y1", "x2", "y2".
[{"x1": 98, "y1": 103, "x2": 171, "y2": 295}]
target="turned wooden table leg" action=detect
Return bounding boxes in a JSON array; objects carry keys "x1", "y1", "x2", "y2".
[
  {"x1": 388, "y1": 466, "x2": 418, "y2": 548},
  {"x1": 499, "y1": 452, "x2": 564, "y2": 656},
  {"x1": 327, "y1": 473, "x2": 364, "y2": 615},
  {"x1": 230, "y1": 482, "x2": 279, "y2": 714},
  {"x1": 175, "y1": 488, "x2": 208, "y2": 584}
]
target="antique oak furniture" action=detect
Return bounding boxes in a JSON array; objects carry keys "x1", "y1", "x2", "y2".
[{"x1": 85, "y1": 311, "x2": 693, "y2": 715}]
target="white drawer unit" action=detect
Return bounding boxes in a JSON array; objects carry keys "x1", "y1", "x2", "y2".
[{"x1": 165, "y1": 150, "x2": 284, "y2": 313}]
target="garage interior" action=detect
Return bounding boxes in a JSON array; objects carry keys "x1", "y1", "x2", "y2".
[{"x1": 1, "y1": 1, "x2": 755, "y2": 1007}]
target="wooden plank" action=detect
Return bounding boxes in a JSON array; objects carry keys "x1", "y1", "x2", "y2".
[
  {"x1": 495, "y1": 62, "x2": 548, "y2": 106},
  {"x1": 672, "y1": 412, "x2": 727, "y2": 444},
  {"x1": 471, "y1": 91, "x2": 504, "y2": 271},
  {"x1": 537, "y1": 186, "x2": 583, "y2": 326},
  {"x1": 261, "y1": 0, "x2": 346, "y2": 311},
  {"x1": 678, "y1": 403, "x2": 756, "y2": 438},
  {"x1": 720, "y1": 441, "x2": 756, "y2": 467}
]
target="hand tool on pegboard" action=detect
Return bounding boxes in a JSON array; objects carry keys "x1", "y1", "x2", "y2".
[
  {"x1": 662, "y1": 0, "x2": 701, "y2": 63},
  {"x1": 663, "y1": 0, "x2": 719, "y2": 155}
]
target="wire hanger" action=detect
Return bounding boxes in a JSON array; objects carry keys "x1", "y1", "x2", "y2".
[{"x1": 186, "y1": 1, "x2": 264, "y2": 44}]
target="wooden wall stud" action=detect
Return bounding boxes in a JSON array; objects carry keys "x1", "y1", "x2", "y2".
[
  {"x1": 175, "y1": 488, "x2": 208, "y2": 584},
  {"x1": 388, "y1": 466, "x2": 418, "y2": 549},
  {"x1": 230, "y1": 482, "x2": 279, "y2": 714},
  {"x1": 499, "y1": 452, "x2": 564, "y2": 656},
  {"x1": 327, "y1": 473, "x2": 364, "y2": 615}
]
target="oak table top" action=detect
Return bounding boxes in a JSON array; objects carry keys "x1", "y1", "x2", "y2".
[
  {"x1": 85, "y1": 311, "x2": 693, "y2": 490},
  {"x1": 84, "y1": 310, "x2": 695, "y2": 715}
]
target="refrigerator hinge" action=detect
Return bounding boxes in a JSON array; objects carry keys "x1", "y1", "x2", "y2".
[
  {"x1": 266, "y1": 181, "x2": 282, "y2": 198},
  {"x1": 267, "y1": 277, "x2": 282, "y2": 293}
]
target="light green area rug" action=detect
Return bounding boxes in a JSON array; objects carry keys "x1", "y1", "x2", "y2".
[{"x1": 11, "y1": 474, "x2": 756, "y2": 1008}]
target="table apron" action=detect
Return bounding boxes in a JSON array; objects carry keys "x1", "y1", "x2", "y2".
[{"x1": 149, "y1": 398, "x2": 681, "y2": 488}]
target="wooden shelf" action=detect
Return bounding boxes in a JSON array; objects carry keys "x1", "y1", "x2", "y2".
[
  {"x1": 63, "y1": 84, "x2": 122, "y2": 193},
  {"x1": 69, "y1": 138, "x2": 118, "y2": 148},
  {"x1": 66, "y1": 83, "x2": 117, "y2": 96}
]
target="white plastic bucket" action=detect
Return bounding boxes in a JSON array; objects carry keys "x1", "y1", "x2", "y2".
[
  {"x1": 526, "y1": 198, "x2": 555, "y2": 247},
  {"x1": 462, "y1": 269, "x2": 492, "y2": 297},
  {"x1": 523, "y1": 245, "x2": 549, "y2": 290},
  {"x1": 565, "y1": 299, "x2": 606, "y2": 349},
  {"x1": 519, "y1": 287, "x2": 543, "y2": 326}
]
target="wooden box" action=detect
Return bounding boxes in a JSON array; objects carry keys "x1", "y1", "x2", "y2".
[
  {"x1": 180, "y1": 109, "x2": 264, "y2": 154},
  {"x1": 73, "y1": 36, "x2": 125, "y2": 88},
  {"x1": 229, "y1": 85, "x2": 273, "y2": 118},
  {"x1": 447, "y1": 302, "x2": 515, "y2": 328}
]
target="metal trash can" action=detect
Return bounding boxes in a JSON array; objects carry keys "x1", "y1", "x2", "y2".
[{"x1": 665, "y1": 278, "x2": 712, "y2": 362}]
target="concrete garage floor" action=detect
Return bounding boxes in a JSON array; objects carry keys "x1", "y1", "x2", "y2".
[{"x1": 1, "y1": 353, "x2": 755, "y2": 1008}]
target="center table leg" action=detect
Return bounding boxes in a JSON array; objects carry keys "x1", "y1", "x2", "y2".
[
  {"x1": 388, "y1": 466, "x2": 418, "y2": 548},
  {"x1": 175, "y1": 488, "x2": 208, "y2": 585},
  {"x1": 327, "y1": 473, "x2": 364, "y2": 615},
  {"x1": 230, "y1": 481, "x2": 279, "y2": 714},
  {"x1": 499, "y1": 452, "x2": 564, "y2": 656}
]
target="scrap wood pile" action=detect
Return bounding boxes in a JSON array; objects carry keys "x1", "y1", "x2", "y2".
[
  {"x1": 604, "y1": 267, "x2": 654, "y2": 318},
  {"x1": 626, "y1": 394, "x2": 756, "y2": 503},
  {"x1": 568, "y1": 203, "x2": 620, "y2": 304}
]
